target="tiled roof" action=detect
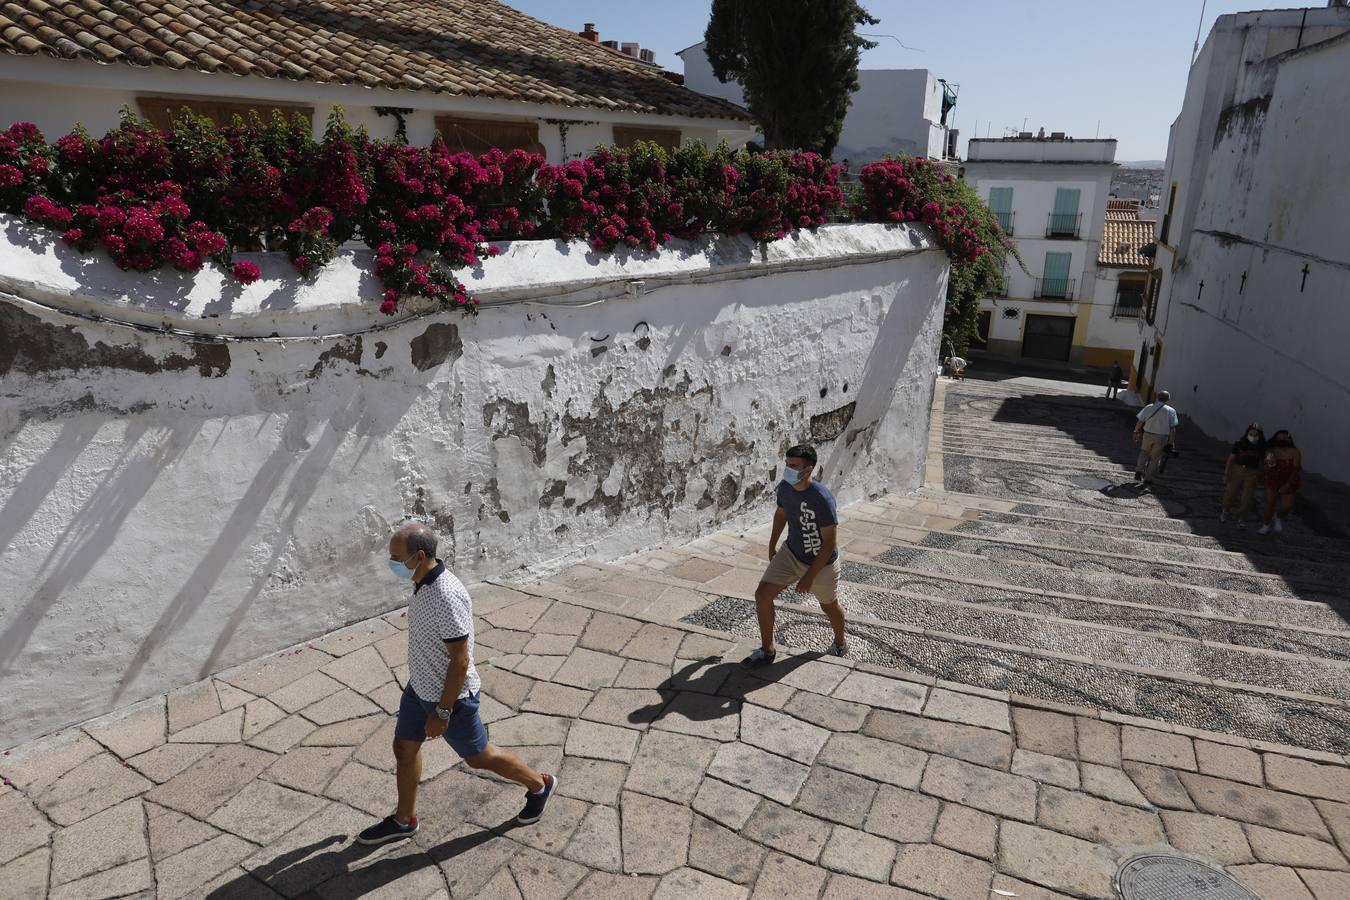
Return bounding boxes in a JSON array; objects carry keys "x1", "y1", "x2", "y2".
[
  {"x1": 0, "y1": 0, "x2": 752, "y2": 122},
  {"x1": 1107, "y1": 198, "x2": 1140, "y2": 210},
  {"x1": 1099, "y1": 218, "x2": 1155, "y2": 268}
]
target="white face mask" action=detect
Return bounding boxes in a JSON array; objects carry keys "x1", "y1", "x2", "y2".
[
  {"x1": 1247, "y1": 435, "x2": 1259, "y2": 443},
  {"x1": 782, "y1": 466, "x2": 801, "y2": 485}
]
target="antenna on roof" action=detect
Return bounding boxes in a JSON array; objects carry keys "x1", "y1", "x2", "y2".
[
  {"x1": 858, "y1": 33, "x2": 924, "y2": 52},
  {"x1": 1191, "y1": 0, "x2": 1208, "y2": 66}
]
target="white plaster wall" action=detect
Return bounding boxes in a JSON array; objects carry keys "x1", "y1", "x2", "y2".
[
  {"x1": 0, "y1": 56, "x2": 747, "y2": 162},
  {"x1": 0, "y1": 222, "x2": 947, "y2": 746},
  {"x1": 967, "y1": 139, "x2": 1117, "y2": 164},
  {"x1": 836, "y1": 69, "x2": 946, "y2": 165},
  {"x1": 1086, "y1": 267, "x2": 1145, "y2": 354},
  {"x1": 677, "y1": 42, "x2": 747, "y2": 106},
  {"x1": 1146, "y1": 31, "x2": 1350, "y2": 483}
]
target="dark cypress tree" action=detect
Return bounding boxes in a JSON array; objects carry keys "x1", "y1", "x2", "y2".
[{"x1": 704, "y1": 0, "x2": 878, "y2": 156}]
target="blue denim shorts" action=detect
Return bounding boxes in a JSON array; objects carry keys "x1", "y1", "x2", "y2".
[{"x1": 394, "y1": 684, "x2": 489, "y2": 759}]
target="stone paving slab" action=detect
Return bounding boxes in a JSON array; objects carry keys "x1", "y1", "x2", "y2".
[{"x1": 4, "y1": 586, "x2": 1349, "y2": 898}]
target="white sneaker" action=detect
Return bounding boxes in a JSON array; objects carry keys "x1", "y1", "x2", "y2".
[
  {"x1": 1257, "y1": 524, "x2": 1271, "y2": 535},
  {"x1": 829, "y1": 640, "x2": 848, "y2": 657},
  {"x1": 1273, "y1": 517, "x2": 1283, "y2": 533}
]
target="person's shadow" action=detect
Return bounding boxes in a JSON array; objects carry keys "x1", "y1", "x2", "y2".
[
  {"x1": 628, "y1": 652, "x2": 821, "y2": 727},
  {"x1": 206, "y1": 817, "x2": 519, "y2": 898}
]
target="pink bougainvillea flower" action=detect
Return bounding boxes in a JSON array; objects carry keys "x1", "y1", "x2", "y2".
[{"x1": 231, "y1": 261, "x2": 261, "y2": 284}]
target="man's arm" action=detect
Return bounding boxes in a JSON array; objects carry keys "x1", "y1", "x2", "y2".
[
  {"x1": 768, "y1": 507, "x2": 787, "y2": 559},
  {"x1": 797, "y1": 525, "x2": 837, "y2": 589},
  {"x1": 425, "y1": 639, "x2": 470, "y2": 739}
]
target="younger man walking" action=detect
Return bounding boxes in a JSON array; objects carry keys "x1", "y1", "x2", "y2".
[
  {"x1": 743, "y1": 445, "x2": 848, "y2": 667},
  {"x1": 357, "y1": 523, "x2": 556, "y2": 844}
]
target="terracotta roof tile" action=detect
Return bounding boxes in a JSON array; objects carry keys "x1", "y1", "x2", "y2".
[
  {"x1": 1099, "y1": 218, "x2": 1155, "y2": 268},
  {"x1": 1, "y1": 0, "x2": 751, "y2": 122}
]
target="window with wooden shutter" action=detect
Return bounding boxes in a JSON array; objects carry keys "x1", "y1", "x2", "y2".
[
  {"x1": 137, "y1": 97, "x2": 314, "y2": 131},
  {"x1": 435, "y1": 116, "x2": 543, "y2": 154},
  {"x1": 612, "y1": 126, "x2": 681, "y2": 151}
]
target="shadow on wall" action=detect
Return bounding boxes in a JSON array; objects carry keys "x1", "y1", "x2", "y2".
[
  {"x1": 0, "y1": 321, "x2": 429, "y2": 730},
  {"x1": 820, "y1": 280, "x2": 934, "y2": 487},
  {"x1": 0, "y1": 420, "x2": 203, "y2": 680}
]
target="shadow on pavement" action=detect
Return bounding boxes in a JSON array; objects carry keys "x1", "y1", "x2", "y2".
[
  {"x1": 207, "y1": 819, "x2": 518, "y2": 898},
  {"x1": 628, "y1": 653, "x2": 819, "y2": 727}
]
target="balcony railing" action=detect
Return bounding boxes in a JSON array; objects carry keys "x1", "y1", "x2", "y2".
[
  {"x1": 1112, "y1": 288, "x2": 1145, "y2": 318},
  {"x1": 1034, "y1": 276, "x2": 1076, "y2": 300},
  {"x1": 1046, "y1": 212, "x2": 1082, "y2": 238},
  {"x1": 994, "y1": 210, "x2": 1014, "y2": 234}
]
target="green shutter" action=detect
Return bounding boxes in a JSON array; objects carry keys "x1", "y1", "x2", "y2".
[
  {"x1": 989, "y1": 187, "x2": 1013, "y2": 232},
  {"x1": 1041, "y1": 252, "x2": 1072, "y2": 298},
  {"x1": 1053, "y1": 188, "x2": 1080, "y2": 216}
]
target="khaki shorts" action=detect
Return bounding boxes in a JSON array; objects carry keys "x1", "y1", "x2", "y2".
[{"x1": 762, "y1": 547, "x2": 841, "y2": 605}]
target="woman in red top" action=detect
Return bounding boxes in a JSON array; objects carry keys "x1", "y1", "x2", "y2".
[{"x1": 1259, "y1": 430, "x2": 1302, "y2": 535}]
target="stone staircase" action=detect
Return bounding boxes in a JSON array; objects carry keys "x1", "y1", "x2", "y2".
[{"x1": 588, "y1": 375, "x2": 1350, "y2": 761}]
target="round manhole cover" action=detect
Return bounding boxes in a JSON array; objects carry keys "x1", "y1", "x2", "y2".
[{"x1": 1116, "y1": 855, "x2": 1261, "y2": 900}]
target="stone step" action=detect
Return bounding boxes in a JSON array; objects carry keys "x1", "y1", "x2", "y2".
[
  {"x1": 917, "y1": 486, "x2": 1350, "y2": 557},
  {"x1": 843, "y1": 545, "x2": 1350, "y2": 629},
  {"x1": 940, "y1": 456, "x2": 1343, "y2": 548},
  {"x1": 960, "y1": 509, "x2": 1350, "y2": 564},
  {"x1": 607, "y1": 542, "x2": 1350, "y2": 701},
  {"x1": 829, "y1": 559, "x2": 1350, "y2": 661},
  {"x1": 941, "y1": 518, "x2": 1350, "y2": 581},
  {"x1": 908, "y1": 527, "x2": 1343, "y2": 596},
  {"x1": 806, "y1": 577, "x2": 1350, "y2": 702},
  {"x1": 680, "y1": 594, "x2": 1350, "y2": 755}
]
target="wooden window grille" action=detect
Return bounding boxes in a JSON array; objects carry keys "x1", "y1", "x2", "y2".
[
  {"x1": 137, "y1": 97, "x2": 313, "y2": 131},
  {"x1": 612, "y1": 126, "x2": 681, "y2": 150},
  {"x1": 434, "y1": 116, "x2": 543, "y2": 154}
]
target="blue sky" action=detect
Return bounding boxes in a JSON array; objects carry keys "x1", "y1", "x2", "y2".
[{"x1": 509, "y1": 0, "x2": 1257, "y2": 161}]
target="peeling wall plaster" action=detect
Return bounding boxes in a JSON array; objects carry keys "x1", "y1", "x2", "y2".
[{"x1": 0, "y1": 223, "x2": 947, "y2": 745}]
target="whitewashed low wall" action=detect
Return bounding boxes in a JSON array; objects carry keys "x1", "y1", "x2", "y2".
[{"x1": 0, "y1": 219, "x2": 948, "y2": 746}]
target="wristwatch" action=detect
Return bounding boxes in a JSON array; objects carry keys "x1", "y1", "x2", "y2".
[{"x1": 434, "y1": 705, "x2": 451, "y2": 721}]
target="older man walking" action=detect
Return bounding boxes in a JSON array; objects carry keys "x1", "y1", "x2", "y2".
[
  {"x1": 1133, "y1": 390, "x2": 1178, "y2": 487},
  {"x1": 356, "y1": 523, "x2": 556, "y2": 844}
]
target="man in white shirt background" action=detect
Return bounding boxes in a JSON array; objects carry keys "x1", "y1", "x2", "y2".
[{"x1": 1133, "y1": 390, "x2": 1179, "y2": 486}]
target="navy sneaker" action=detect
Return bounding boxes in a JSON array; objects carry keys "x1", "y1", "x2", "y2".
[
  {"x1": 517, "y1": 774, "x2": 557, "y2": 825},
  {"x1": 356, "y1": 815, "x2": 419, "y2": 845}
]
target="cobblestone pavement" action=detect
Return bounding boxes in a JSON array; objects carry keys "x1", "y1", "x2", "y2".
[{"x1": 4, "y1": 373, "x2": 1350, "y2": 898}]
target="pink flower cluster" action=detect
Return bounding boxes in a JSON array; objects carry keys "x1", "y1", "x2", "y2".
[
  {"x1": 854, "y1": 157, "x2": 990, "y2": 263},
  {"x1": 4, "y1": 114, "x2": 1003, "y2": 319}
]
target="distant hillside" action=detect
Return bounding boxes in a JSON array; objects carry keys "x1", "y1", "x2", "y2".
[{"x1": 1120, "y1": 160, "x2": 1165, "y2": 169}]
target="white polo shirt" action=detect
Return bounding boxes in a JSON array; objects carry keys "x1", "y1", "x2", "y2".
[{"x1": 406, "y1": 561, "x2": 480, "y2": 703}]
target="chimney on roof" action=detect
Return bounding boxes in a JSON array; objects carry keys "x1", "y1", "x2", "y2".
[
  {"x1": 620, "y1": 42, "x2": 640, "y2": 57},
  {"x1": 1036, "y1": 127, "x2": 1046, "y2": 140},
  {"x1": 1050, "y1": 131, "x2": 1066, "y2": 140},
  {"x1": 580, "y1": 23, "x2": 599, "y2": 42},
  {"x1": 602, "y1": 39, "x2": 619, "y2": 50},
  {"x1": 639, "y1": 48, "x2": 656, "y2": 64}
]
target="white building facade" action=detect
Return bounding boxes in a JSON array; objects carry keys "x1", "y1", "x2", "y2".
[
  {"x1": 964, "y1": 136, "x2": 1117, "y2": 366},
  {"x1": 0, "y1": 2, "x2": 750, "y2": 160},
  {"x1": 677, "y1": 41, "x2": 956, "y2": 164},
  {"x1": 1143, "y1": 6, "x2": 1350, "y2": 482}
]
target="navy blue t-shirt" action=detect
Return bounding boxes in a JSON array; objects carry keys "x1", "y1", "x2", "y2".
[{"x1": 777, "y1": 480, "x2": 840, "y2": 564}]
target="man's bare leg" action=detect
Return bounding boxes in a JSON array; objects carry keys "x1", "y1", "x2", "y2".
[
  {"x1": 465, "y1": 745, "x2": 547, "y2": 793},
  {"x1": 819, "y1": 600, "x2": 846, "y2": 646},
  {"x1": 754, "y1": 581, "x2": 787, "y2": 652},
  {"x1": 393, "y1": 739, "x2": 422, "y2": 825}
]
